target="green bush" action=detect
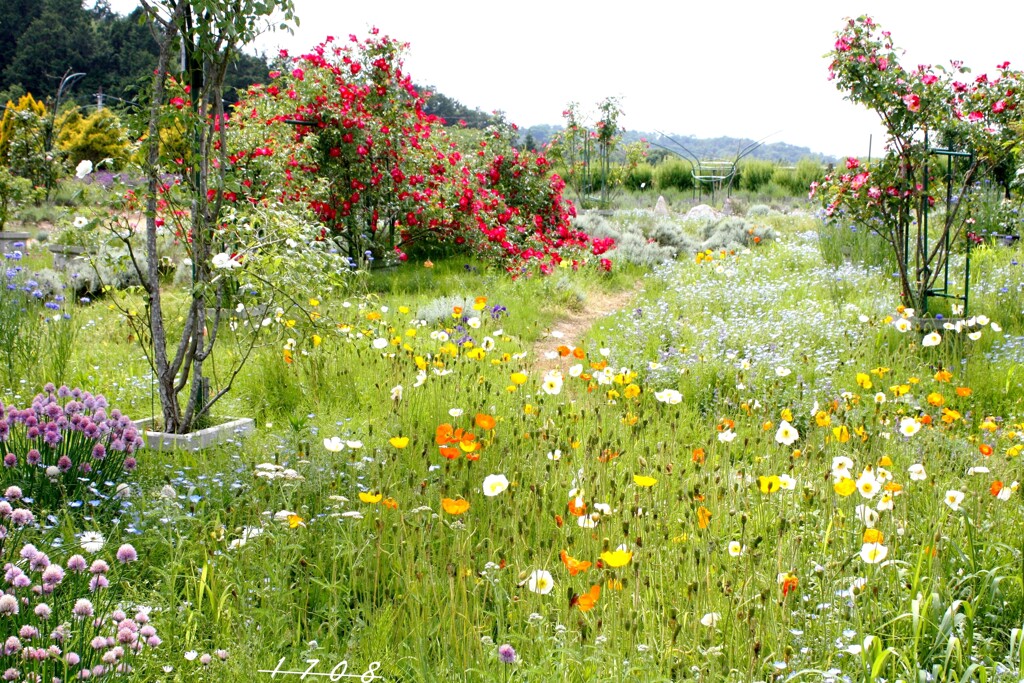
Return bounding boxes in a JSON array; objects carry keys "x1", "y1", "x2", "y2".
[
  {"x1": 773, "y1": 158, "x2": 824, "y2": 196},
  {"x1": 654, "y1": 158, "x2": 694, "y2": 192},
  {"x1": 0, "y1": 165, "x2": 33, "y2": 230},
  {"x1": 624, "y1": 162, "x2": 654, "y2": 191},
  {"x1": 738, "y1": 159, "x2": 776, "y2": 193}
]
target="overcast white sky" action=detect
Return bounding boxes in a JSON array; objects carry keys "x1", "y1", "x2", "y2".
[{"x1": 105, "y1": 0, "x2": 1024, "y2": 158}]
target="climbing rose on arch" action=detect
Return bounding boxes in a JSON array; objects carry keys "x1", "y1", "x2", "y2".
[{"x1": 226, "y1": 31, "x2": 612, "y2": 274}]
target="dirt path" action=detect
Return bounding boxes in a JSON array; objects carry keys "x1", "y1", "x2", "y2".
[{"x1": 532, "y1": 280, "x2": 644, "y2": 372}]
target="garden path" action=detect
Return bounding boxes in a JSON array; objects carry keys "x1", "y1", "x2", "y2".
[{"x1": 531, "y1": 280, "x2": 643, "y2": 372}]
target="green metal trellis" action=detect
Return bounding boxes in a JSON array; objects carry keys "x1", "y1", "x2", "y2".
[{"x1": 919, "y1": 135, "x2": 974, "y2": 317}]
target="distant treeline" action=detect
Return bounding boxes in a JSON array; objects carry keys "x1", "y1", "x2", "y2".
[{"x1": 0, "y1": 0, "x2": 271, "y2": 108}]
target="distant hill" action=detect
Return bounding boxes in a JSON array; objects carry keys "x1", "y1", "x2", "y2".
[
  {"x1": 519, "y1": 125, "x2": 837, "y2": 165},
  {"x1": 415, "y1": 88, "x2": 837, "y2": 165}
]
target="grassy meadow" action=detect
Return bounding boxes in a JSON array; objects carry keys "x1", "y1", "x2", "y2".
[{"x1": 3, "y1": 207, "x2": 1024, "y2": 682}]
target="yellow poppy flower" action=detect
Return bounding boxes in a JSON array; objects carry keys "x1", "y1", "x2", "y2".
[
  {"x1": 359, "y1": 491, "x2": 382, "y2": 504},
  {"x1": 600, "y1": 549, "x2": 633, "y2": 568},
  {"x1": 834, "y1": 478, "x2": 856, "y2": 496},
  {"x1": 389, "y1": 436, "x2": 410, "y2": 449},
  {"x1": 633, "y1": 475, "x2": 657, "y2": 487}
]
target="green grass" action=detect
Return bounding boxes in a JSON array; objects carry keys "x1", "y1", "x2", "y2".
[{"x1": 3, "y1": 210, "x2": 1024, "y2": 682}]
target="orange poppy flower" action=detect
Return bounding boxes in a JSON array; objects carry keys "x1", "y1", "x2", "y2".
[
  {"x1": 991, "y1": 480, "x2": 1004, "y2": 496},
  {"x1": 475, "y1": 413, "x2": 496, "y2": 430},
  {"x1": 441, "y1": 498, "x2": 469, "y2": 515},
  {"x1": 780, "y1": 573, "x2": 799, "y2": 596},
  {"x1": 382, "y1": 497, "x2": 399, "y2": 510},
  {"x1": 465, "y1": 451, "x2": 481, "y2": 462},
  {"x1": 572, "y1": 347, "x2": 586, "y2": 359},
  {"x1": 557, "y1": 345, "x2": 572, "y2": 357},
  {"x1": 955, "y1": 387, "x2": 972, "y2": 397},
  {"x1": 560, "y1": 550, "x2": 592, "y2": 576},
  {"x1": 554, "y1": 514, "x2": 564, "y2": 527},
  {"x1": 980, "y1": 444, "x2": 994, "y2": 457},
  {"x1": 590, "y1": 360, "x2": 608, "y2": 371},
  {"x1": 574, "y1": 584, "x2": 601, "y2": 612},
  {"x1": 692, "y1": 448, "x2": 706, "y2": 465},
  {"x1": 567, "y1": 497, "x2": 587, "y2": 517},
  {"x1": 435, "y1": 423, "x2": 455, "y2": 445},
  {"x1": 863, "y1": 529, "x2": 884, "y2": 544},
  {"x1": 919, "y1": 414, "x2": 932, "y2": 425},
  {"x1": 439, "y1": 446, "x2": 460, "y2": 460},
  {"x1": 697, "y1": 506, "x2": 712, "y2": 530}
]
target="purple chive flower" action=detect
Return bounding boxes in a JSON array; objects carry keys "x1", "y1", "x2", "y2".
[
  {"x1": 3, "y1": 637, "x2": 20, "y2": 656},
  {"x1": 89, "y1": 560, "x2": 109, "y2": 574},
  {"x1": 29, "y1": 552, "x2": 50, "y2": 571},
  {"x1": 66, "y1": 555, "x2": 88, "y2": 572},
  {"x1": 2, "y1": 454, "x2": 14, "y2": 468},
  {"x1": 41, "y1": 564, "x2": 64, "y2": 586},
  {"x1": 90, "y1": 575, "x2": 110, "y2": 591},
  {"x1": 66, "y1": 652, "x2": 80, "y2": 666},
  {"x1": 57, "y1": 456, "x2": 72, "y2": 472},
  {"x1": 116, "y1": 544, "x2": 138, "y2": 564},
  {"x1": 34, "y1": 603, "x2": 51, "y2": 619},
  {"x1": 498, "y1": 644, "x2": 516, "y2": 664},
  {"x1": 72, "y1": 599, "x2": 94, "y2": 619},
  {"x1": 26, "y1": 449, "x2": 40, "y2": 465},
  {"x1": 3, "y1": 486, "x2": 20, "y2": 500},
  {"x1": 10, "y1": 508, "x2": 34, "y2": 526},
  {"x1": 0, "y1": 595, "x2": 18, "y2": 616}
]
